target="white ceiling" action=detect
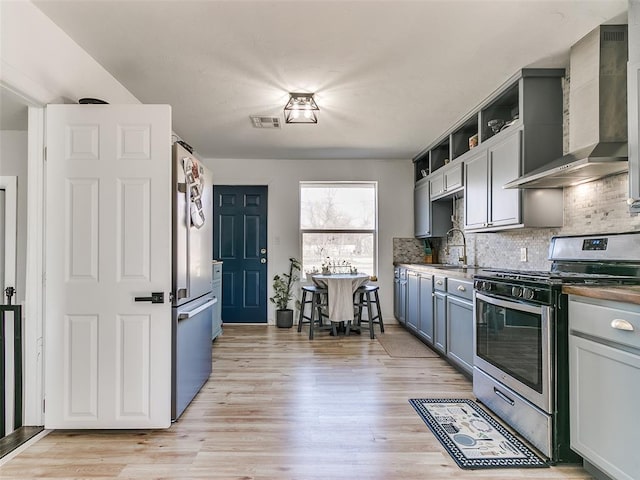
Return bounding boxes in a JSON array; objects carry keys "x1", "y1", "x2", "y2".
[{"x1": 21, "y1": 1, "x2": 629, "y2": 160}]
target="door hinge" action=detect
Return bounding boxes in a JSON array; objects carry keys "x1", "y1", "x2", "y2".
[
  {"x1": 42, "y1": 398, "x2": 46, "y2": 413},
  {"x1": 44, "y1": 146, "x2": 47, "y2": 161}
]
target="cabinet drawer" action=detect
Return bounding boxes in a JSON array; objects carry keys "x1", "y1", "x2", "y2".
[
  {"x1": 434, "y1": 275, "x2": 447, "y2": 291},
  {"x1": 569, "y1": 296, "x2": 640, "y2": 351},
  {"x1": 447, "y1": 278, "x2": 473, "y2": 301}
]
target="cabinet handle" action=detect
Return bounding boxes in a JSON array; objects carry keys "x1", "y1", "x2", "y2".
[
  {"x1": 436, "y1": 280, "x2": 443, "y2": 285},
  {"x1": 494, "y1": 387, "x2": 515, "y2": 406},
  {"x1": 457, "y1": 285, "x2": 466, "y2": 292},
  {"x1": 611, "y1": 319, "x2": 634, "y2": 332}
]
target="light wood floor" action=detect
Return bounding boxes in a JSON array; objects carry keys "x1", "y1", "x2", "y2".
[{"x1": 0, "y1": 324, "x2": 593, "y2": 479}]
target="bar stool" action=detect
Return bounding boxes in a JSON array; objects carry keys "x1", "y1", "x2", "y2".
[
  {"x1": 353, "y1": 284, "x2": 384, "y2": 339},
  {"x1": 297, "y1": 285, "x2": 334, "y2": 339}
]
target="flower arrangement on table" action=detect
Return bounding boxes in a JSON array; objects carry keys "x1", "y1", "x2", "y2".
[{"x1": 319, "y1": 258, "x2": 357, "y2": 275}]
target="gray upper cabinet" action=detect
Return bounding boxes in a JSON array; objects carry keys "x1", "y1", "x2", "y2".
[
  {"x1": 413, "y1": 179, "x2": 430, "y2": 238},
  {"x1": 430, "y1": 162, "x2": 463, "y2": 200},
  {"x1": 465, "y1": 129, "x2": 522, "y2": 230},
  {"x1": 416, "y1": 69, "x2": 567, "y2": 233},
  {"x1": 414, "y1": 177, "x2": 452, "y2": 238},
  {"x1": 463, "y1": 149, "x2": 489, "y2": 230}
]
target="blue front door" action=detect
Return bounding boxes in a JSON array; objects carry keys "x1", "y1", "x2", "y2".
[{"x1": 213, "y1": 186, "x2": 268, "y2": 323}]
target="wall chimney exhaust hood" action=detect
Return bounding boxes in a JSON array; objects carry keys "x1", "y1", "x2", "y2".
[{"x1": 505, "y1": 25, "x2": 628, "y2": 189}]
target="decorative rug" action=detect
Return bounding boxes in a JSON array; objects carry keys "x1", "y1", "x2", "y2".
[
  {"x1": 376, "y1": 330, "x2": 439, "y2": 358},
  {"x1": 409, "y1": 398, "x2": 548, "y2": 469}
]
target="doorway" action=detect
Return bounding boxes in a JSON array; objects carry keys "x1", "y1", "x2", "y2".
[{"x1": 213, "y1": 186, "x2": 268, "y2": 323}]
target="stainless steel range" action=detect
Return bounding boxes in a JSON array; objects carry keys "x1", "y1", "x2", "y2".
[{"x1": 473, "y1": 232, "x2": 640, "y2": 463}]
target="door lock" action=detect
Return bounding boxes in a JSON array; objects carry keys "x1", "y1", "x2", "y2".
[{"x1": 134, "y1": 292, "x2": 165, "y2": 304}]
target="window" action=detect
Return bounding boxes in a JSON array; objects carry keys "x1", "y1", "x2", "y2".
[{"x1": 300, "y1": 182, "x2": 377, "y2": 276}]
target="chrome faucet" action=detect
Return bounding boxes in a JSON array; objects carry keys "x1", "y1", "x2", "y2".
[{"x1": 445, "y1": 228, "x2": 467, "y2": 266}]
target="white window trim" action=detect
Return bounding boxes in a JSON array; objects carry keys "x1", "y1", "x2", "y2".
[{"x1": 299, "y1": 181, "x2": 378, "y2": 276}]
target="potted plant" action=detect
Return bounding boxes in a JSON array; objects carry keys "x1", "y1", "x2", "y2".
[{"x1": 270, "y1": 257, "x2": 301, "y2": 328}]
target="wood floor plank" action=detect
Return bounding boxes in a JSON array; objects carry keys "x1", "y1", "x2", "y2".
[{"x1": 0, "y1": 324, "x2": 594, "y2": 479}]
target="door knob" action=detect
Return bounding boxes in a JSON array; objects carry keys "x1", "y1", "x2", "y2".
[{"x1": 134, "y1": 292, "x2": 164, "y2": 303}]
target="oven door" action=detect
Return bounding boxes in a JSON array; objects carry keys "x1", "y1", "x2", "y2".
[{"x1": 474, "y1": 291, "x2": 552, "y2": 413}]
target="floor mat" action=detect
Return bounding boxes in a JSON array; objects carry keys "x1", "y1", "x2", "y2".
[
  {"x1": 376, "y1": 330, "x2": 439, "y2": 358},
  {"x1": 409, "y1": 398, "x2": 548, "y2": 469}
]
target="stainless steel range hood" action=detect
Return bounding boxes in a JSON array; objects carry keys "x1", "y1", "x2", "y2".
[{"x1": 505, "y1": 25, "x2": 628, "y2": 189}]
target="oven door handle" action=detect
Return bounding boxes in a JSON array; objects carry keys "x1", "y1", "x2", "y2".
[{"x1": 474, "y1": 291, "x2": 545, "y2": 315}]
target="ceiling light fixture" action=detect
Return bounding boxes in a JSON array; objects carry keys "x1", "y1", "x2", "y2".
[{"x1": 284, "y1": 92, "x2": 319, "y2": 124}]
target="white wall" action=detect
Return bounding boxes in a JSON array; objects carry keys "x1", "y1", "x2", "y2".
[
  {"x1": 0, "y1": 131, "x2": 28, "y2": 304},
  {"x1": 0, "y1": 1, "x2": 140, "y2": 105},
  {"x1": 204, "y1": 157, "x2": 414, "y2": 322}
]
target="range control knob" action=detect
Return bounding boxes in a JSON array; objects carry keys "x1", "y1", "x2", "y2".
[
  {"x1": 522, "y1": 288, "x2": 535, "y2": 300},
  {"x1": 474, "y1": 280, "x2": 484, "y2": 291},
  {"x1": 511, "y1": 286, "x2": 523, "y2": 298}
]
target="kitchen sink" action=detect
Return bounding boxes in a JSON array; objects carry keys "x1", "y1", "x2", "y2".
[{"x1": 432, "y1": 264, "x2": 481, "y2": 273}]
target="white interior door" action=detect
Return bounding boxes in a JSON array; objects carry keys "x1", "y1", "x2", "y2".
[
  {"x1": 44, "y1": 104, "x2": 172, "y2": 428},
  {"x1": 1, "y1": 188, "x2": 5, "y2": 295}
]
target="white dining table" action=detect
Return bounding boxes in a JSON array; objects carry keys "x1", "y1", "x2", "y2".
[{"x1": 311, "y1": 273, "x2": 370, "y2": 323}]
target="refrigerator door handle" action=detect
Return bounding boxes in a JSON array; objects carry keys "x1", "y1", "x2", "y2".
[
  {"x1": 182, "y1": 170, "x2": 191, "y2": 297},
  {"x1": 177, "y1": 299, "x2": 216, "y2": 320}
]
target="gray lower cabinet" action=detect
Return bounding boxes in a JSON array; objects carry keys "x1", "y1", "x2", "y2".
[
  {"x1": 394, "y1": 267, "x2": 407, "y2": 325},
  {"x1": 568, "y1": 295, "x2": 640, "y2": 480},
  {"x1": 433, "y1": 275, "x2": 447, "y2": 353},
  {"x1": 393, "y1": 267, "x2": 401, "y2": 319},
  {"x1": 445, "y1": 278, "x2": 474, "y2": 376},
  {"x1": 417, "y1": 273, "x2": 434, "y2": 343},
  {"x1": 406, "y1": 270, "x2": 420, "y2": 332},
  {"x1": 212, "y1": 262, "x2": 223, "y2": 340},
  {"x1": 393, "y1": 267, "x2": 474, "y2": 378}
]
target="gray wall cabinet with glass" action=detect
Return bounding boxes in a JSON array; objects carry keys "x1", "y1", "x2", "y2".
[
  {"x1": 568, "y1": 295, "x2": 640, "y2": 480},
  {"x1": 414, "y1": 178, "x2": 452, "y2": 238}
]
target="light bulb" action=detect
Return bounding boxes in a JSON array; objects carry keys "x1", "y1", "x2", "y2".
[
  {"x1": 303, "y1": 109, "x2": 312, "y2": 119},
  {"x1": 291, "y1": 110, "x2": 300, "y2": 119}
]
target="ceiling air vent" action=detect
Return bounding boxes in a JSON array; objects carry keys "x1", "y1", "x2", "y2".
[{"x1": 250, "y1": 115, "x2": 281, "y2": 129}]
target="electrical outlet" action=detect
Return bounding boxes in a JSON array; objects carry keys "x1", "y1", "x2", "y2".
[{"x1": 520, "y1": 247, "x2": 527, "y2": 262}]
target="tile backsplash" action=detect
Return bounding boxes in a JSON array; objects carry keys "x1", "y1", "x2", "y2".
[{"x1": 395, "y1": 171, "x2": 639, "y2": 270}]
